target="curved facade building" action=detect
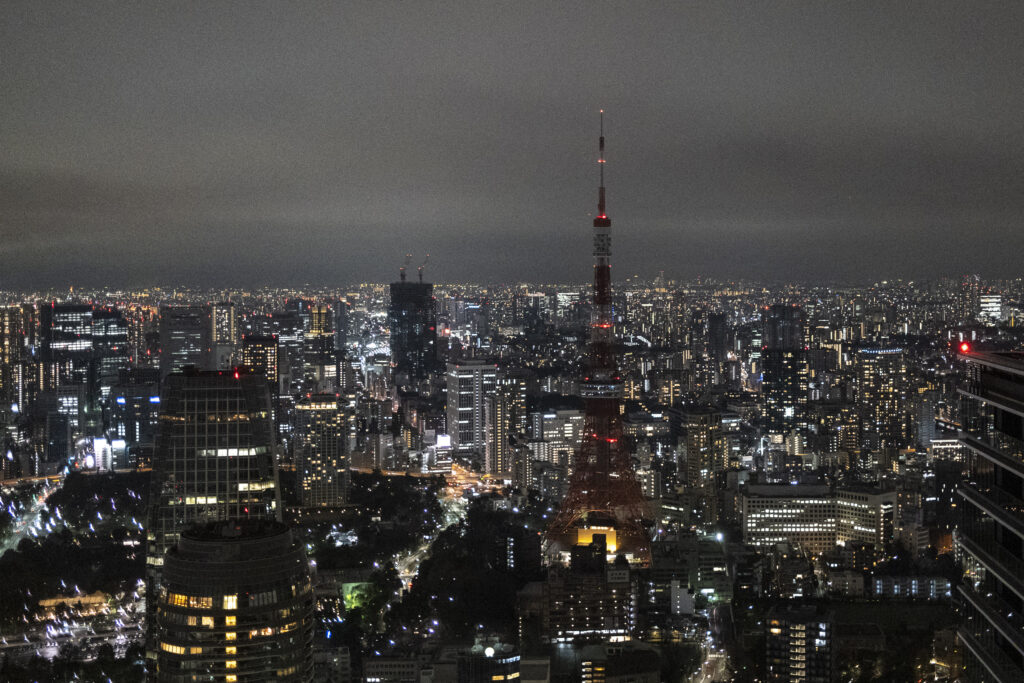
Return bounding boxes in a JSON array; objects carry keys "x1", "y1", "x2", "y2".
[{"x1": 155, "y1": 520, "x2": 314, "y2": 682}]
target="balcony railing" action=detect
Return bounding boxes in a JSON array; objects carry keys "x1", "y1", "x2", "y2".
[
  {"x1": 956, "y1": 533, "x2": 1024, "y2": 600},
  {"x1": 961, "y1": 378, "x2": 1024, "y2": 418},
  {"x1": 958, "y1": 584, "x2": 1024, "y2": 655},
  {"x1": 959, "y1": 482, "x2": 1024, "y2": 539},
  {"x1": 958, "y1": 626, "x2": 1024, "y2": 683}
]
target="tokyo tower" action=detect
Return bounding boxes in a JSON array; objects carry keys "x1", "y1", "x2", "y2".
[{"x1": 545, "y1": 113, "x2": 650, "y2": 564}]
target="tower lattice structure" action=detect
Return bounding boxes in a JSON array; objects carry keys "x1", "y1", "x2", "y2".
[{"x1": 546, "y1": 113, "x2": 650, "y2": 563}]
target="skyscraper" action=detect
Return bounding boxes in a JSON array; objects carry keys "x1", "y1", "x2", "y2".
[
  {"x1": 761, "y1": 305, "x2": 808, "y2": 441},
  {"x1": 389, "y1": 274, "x2": 438, "y2": 388},
  {"x1": 158, "y1": 305, "x2": 212, "y2": 379},
  {"x1": 239, "y1": 335, "x2": 280, "y2": 390},
  {"x1": 485, "y1": 373, "x2": 527, "y2": 477},
  {"x1": 447, "y1": 360, "x2": 497, "y2": 458},
  {"x1": 677, "y1": 406, "x2": 725, "y2": 524},
  {"x1": 956, "y1": 349, "x2": 1024, "y2": 682},
  {"x1": 266, "y1": 310, "x2": 305, "y2": 395},
  {"x1": 154, "y1": 519, "x2": 314, "y2": 682},
  {"x1": 146, "y1": 369, "x2": 281, "y2": 646},
  {"x1": 295, "y1": 393, "x2": 349, "y2": 508},
  {"x1": 303, "y1": 303, "x2": 338, "y2": 392},
  {"x1": 958, "y1": 275, "x2": 981, "y2": 322},
  {"x1": 211, "y1": 301, "x2": 237, "y2": 369},
  {"x1": 39, "y1": 302, "x2": 93, "y2": 389},
  {"x1": 0, "y1": 306, "x2": 24, "y2": 411},
  {"x1": 855, "y1": 346, "x2": 908, "y2": 452},
  {"x1": 91, "y1": 307, "x2": 130, "y2": 396}
]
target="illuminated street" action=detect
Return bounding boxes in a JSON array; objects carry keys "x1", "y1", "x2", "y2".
[
  {"x1": 0, "y1": 479, "x2": 62, "y2": 555},
  {"x1": 396, "y1": 483, "x2": 468, "y2": 590}
]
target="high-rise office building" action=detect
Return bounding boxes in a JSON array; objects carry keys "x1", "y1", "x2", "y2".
[
  {"x1": 303, "y1": 304, "x2": 338, "y2": 393},
  {"x1": 740, "y1": 484, "x2": 896, "y2": 556},
  {"x1": 211, "y1": 301, "x2": 236, "y2": 369},
  {"x1": 389, "y1": 278, "x2": 438, "y2": 388},
  {"x1": 266, "y1": 311, "x2": 305, "y2": 395},
  {"x1": 239, "y1": 335, "x2": 280, "y2": 390},
  {"x1": 707, "y1": 312, "x2": 729, "y2": 364},
  {"x1": 158, "y1": 305, "x2": 212, "y2": 379},
  {"x1": 295, "y1": 393, "x2": 349, "y2": 508},
  {"x1": 91, "y1": 307, "x2": 130, "y2": 397},
  {"x1": 957, "y1": 350, "x2": 1024, "y2": 682},
  {"x1": 740, "y1": 485, "x2": 836, "y2": 555},
  {"x1": 39, "y1": 303, "x2": 93, "y2": 389},
  {"x1": 761, "y1": 305, "x2": 808, "y2": 440},
  {"x1": 763, "y1": 304, "x2": 805, "y2": 350},
  {"x1": 305, "y1": 304, "x2": 333, "y2": 354},
  {"x1": 154, "y1": 519, "x2": 314, "y2": 682},
  {"x1": 979, "y1": 293, "x2": 1003, "y2": 324},
  {"x1": 485, "y1": 373, "x2": 527, "y2": 477},
  {"x1": 333, "y1": 299, "x2": 348, "y2": 353},
  {"x1": 146, "y1": 369, "x2": 280, "y2": 643},
  {"x1": 530, "y1": 409, "x2": 585, "y2": 458},
  {"x1": 447, "y1": 360, "x2": 497, "y2": 458},
  {"x1": 110, "y1": 371, "x2": 161, "y2": 466},
  {"x1": 0, "y1": 306, "x2": 24, "y2": 410}
]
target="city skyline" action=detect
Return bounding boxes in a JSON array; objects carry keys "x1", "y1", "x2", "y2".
[
  {"x1": 4, "y1": 3, "x2": 1024, "y2": 288},
  {"x1": 3, "y1": 5, "x2": 1023, "y2": 680}
]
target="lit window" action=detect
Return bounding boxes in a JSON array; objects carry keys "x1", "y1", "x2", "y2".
[
  {"x1": 202, "y1": 616, "x2": 214, "y2": 628},
  {"x1": 226, "y1": 661, "x2": 237, "y2": 669},
  {"x1": 225, "y1": 632, "x2": 236, "y2": 641},
  {"x1": 223, "y1": 594, "x2": 238, "y2": 610},
  {"x1": 225, "y1": 646, "x2": 237, "y2": 655},
  {"x1": 225, "y1": 615, "x2": 236, "y2": 626}
]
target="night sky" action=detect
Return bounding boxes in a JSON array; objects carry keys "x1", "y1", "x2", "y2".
[{"x1": 3, "y1": 3, "x2": 1023, "y2": 288}]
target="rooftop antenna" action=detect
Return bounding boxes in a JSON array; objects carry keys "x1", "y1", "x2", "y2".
[{"x1": 598, "y1": 109, "x2": 606, "y2": 219}]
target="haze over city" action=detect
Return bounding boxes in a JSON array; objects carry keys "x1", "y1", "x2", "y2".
[{"x1": 4, "y1": 2, "x2": 1024, "y2": 288}]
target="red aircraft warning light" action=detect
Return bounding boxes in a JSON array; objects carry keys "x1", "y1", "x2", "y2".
[{"x1": 959, "y1": 342, "x2": 971, "y2": 353}]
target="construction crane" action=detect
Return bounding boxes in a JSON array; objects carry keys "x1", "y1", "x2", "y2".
[{"x1": 417, "y1": 254, "x2": 430, "y2": 283}]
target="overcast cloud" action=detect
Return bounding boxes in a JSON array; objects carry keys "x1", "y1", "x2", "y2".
[{"x1": 2, "y1": 2, "x2": 1023, "y2": 287}]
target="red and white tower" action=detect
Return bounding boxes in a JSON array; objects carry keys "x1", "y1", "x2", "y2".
[{"x1": 545, "y1": 113, "x2": 650, "y2": 564}]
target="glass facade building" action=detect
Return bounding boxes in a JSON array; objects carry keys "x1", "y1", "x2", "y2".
[
  {"x1": 154, "y1": 520, "x2": 314, "y2": 682},
  {"x1": 146, "y1": 369, "x2": 281, "y2": 653},
  {"x1": 957, "y1": 351, "x2": 1024, "y2": 682}
]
